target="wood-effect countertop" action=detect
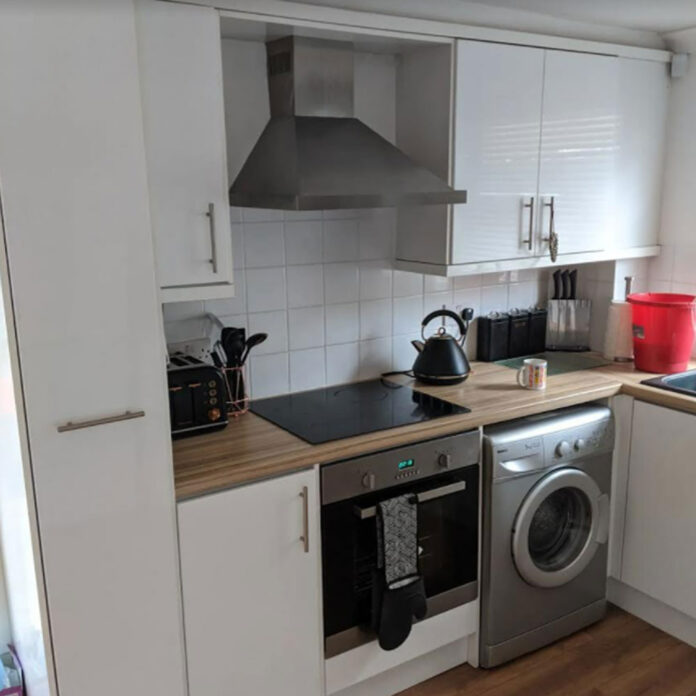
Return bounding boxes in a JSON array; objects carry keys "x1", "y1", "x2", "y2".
[{"x1": 174, "y1": 359, "x2": 696, "y2": 500}]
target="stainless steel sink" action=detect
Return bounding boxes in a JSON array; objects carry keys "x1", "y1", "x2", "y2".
[{"x1": 642, "y1": 369, "x2": 696, "y2": 396}]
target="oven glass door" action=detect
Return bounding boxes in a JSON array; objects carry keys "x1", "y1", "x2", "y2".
[{"x1": 321, "y1": 464, "x2": 478, "y2": 656}]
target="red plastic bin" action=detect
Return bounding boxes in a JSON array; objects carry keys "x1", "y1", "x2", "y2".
[{"x1": 627, "y1": 293, "x2": 696, "y2": 373}]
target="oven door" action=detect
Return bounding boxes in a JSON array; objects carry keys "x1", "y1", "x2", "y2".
[{"x1": 321, "y1": 464, "x2": 479, "y2": 657}]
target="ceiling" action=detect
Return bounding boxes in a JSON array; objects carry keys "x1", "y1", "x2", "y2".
[{"x1": 469, "y1": 0, "x2": 696, "y2": 34}]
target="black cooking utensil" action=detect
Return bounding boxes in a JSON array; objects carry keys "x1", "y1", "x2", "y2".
[
  {"x1": 240, "y1": 332, "x2": 268, "y2": 365},
  {"x1": 569, "y1": 269, "x2": 578, "y2": 300},
  {"x1": 552, "y1": 270, "x2": 562, "y2": 300},
  {"x1": 561, "y1": 270, "x2": 571, "y2": 300},
  {"x1": 221, "y1": 327, "x2": 245, "y2": 368}
]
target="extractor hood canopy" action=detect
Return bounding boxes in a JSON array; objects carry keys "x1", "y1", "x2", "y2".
[{"x1": 229, "y1": 36, "x2": 467, "y2": 211}]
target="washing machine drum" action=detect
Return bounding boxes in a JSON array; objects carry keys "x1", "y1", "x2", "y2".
[{"x1": 512, "y1": 468, "x2": 610, "y2": 588}]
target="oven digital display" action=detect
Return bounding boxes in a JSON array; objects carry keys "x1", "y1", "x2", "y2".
[{"x1": 398, "y1": 458, "x2": 415, "y2": 470}]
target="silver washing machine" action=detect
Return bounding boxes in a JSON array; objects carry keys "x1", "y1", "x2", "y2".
[{"x1": 480, "y1": 404, "x2": 614, "y2": 667}]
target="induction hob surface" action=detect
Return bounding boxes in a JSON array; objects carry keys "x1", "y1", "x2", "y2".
[{"x1": 249, "y1": 379, "x2": 470, "y2": 444}]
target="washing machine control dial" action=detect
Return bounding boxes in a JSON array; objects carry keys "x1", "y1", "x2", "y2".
[
  {"x1": 574, "y1": 438, "x2": 587, "y2": 452},
  {"x1": 555, "y1": 440, "x2": 572, "y2": 458}
]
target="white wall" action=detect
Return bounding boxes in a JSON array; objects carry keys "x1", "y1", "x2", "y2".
[
  {"x1": 0, "y1": 214, "x2": 52, "y2": 695},
  {"x1": 649, "y1": 28, "x2": 696, "y2": 299}
]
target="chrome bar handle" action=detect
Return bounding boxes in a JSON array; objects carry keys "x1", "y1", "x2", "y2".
[
  {"x1": 522, "y1": 196, "x2": 534, "y2": 251},
  {"x1": 542, "y1": 196, "x2": 559, "y2": 262},
  {"x1": 57, "y1": 410, "x2": 145, "y2": 433},
  {"x1": 300, "y1": 486, "x2": 309, "y2": 553},
  {"x1": 206, "y1": 202, "x2": 218, "y2": 273},
  {"x1": 353, "y1": 480, "x2": 467, "y2": 520}
]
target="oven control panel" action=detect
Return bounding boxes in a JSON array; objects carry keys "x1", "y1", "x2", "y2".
[{"x1": 322, "y1": 429, "x2": 480, "y2": 505}]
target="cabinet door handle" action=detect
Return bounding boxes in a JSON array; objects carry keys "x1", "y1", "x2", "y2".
[
  {"x1": 57, "y1": 410, "x2": 145, "y2": 433},
  {"x1": 206, "y1": 202, "x2": 218, "y2": 274},
  {"x1": 300, "y1": 486, "x2": 309, "y2": 553},
  {"x1": 522, "y1": 196, "x2": 534, "y2": 251},
  {"x1": 542, "y1": 196, "x2": 559, "y2": 262}
]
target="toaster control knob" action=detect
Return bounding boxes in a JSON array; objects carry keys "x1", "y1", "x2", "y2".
[
  {"x1": 555, "y1": 441, "x2": 572, "y2": 458},
  {"x1": 362, "y1": 473, "x2": 376, "y2": 490},
  {"x1": 574, "y1": 438, "x2": 586, "y2": 452},
  {"x1": 438, "y1": 453, "x2": 452, "y2": 469},
  {"x1": 208, "y1": 408, "x2": 222, "y2": 422}
]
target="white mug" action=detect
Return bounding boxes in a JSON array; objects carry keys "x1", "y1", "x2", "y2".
[{"x1": 517, "y1": 358, "x2": 548, "y2": 391}]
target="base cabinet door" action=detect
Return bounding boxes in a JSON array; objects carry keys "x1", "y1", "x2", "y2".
[
  {"x1": 178, "y1": 469, "x2": 323, "y2": 696},
  {"x1": 621, "y1": 401, "x2": 696, "y2": 618}
]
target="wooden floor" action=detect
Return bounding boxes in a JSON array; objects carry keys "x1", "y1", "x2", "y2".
[{"x1": 399, "y1": 606, "x2": 696, "y2": 696}]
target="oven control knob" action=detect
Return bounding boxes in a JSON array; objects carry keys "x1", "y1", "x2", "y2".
[
  {"x1": 361, "y1": 473, "x2": 376, "y2": 490},
  {"x1": 438, "y1": 453, "x2": 452, "y2": 469},
  {"x1": 555, "y1": 440, "x2": 572, "y2": 458},
  {"x1": 574, "y1": 438, "x2": 586, "y2": 452}
]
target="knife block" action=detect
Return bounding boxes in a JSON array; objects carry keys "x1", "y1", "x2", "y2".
[{"x1": 546, "y1": 299, "x2": 592, "y2": 351}]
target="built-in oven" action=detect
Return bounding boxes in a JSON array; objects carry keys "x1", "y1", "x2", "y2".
[{"x1": 321, "y1": 429, "x2": 480, "y2": 657}]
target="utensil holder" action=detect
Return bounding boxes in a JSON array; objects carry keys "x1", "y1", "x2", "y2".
[
  {"x1": 222, "y1": 365, "x2": 249, "y2": 417},
  {"x1": 546, "y1": 299, "x2": 592, "y2": 351}
]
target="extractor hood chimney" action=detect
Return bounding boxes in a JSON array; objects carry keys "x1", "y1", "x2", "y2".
[{"x1": 229, "y1": 36, "x2": 467, "y2": 210}]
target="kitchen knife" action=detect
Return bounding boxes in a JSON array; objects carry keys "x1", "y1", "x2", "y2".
[
  {"x1": 569, "y1": 269, "x2": 578, "y2": 300},
  {"x1": 552, "y1": 270, "x2": 562, "y2": 300},
  {"x1": 561, "y1": 270, "x2": 571, "y2": 300}
]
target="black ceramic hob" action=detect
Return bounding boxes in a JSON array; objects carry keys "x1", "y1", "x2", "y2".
[{"x1": 249, "y1": 379, "x2": 470, "y2": 444}]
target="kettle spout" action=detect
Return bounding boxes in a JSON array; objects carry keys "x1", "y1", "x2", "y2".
[{"x1": 411, "y1": 340, "x2": 425, "y2": 353}]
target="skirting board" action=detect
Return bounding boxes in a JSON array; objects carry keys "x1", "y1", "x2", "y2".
[
  {"x1": 608, "y1": 578, "x2": 696, "y2": 648},
  {"x1": 331, "y1": 636, "x2": 471, "y2": 696}
]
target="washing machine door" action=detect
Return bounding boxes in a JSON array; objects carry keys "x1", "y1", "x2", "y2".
[{"x1": 512, "y1": 468, "x2": 610, "y2": 588}]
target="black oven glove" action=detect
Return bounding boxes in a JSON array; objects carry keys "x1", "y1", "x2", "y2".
[{"x1": 372, "y1": 495, "x2": 427, "y2": 650}]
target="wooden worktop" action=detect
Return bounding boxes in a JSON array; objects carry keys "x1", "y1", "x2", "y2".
[{"x1": 173, "y1": 359, "x2": 696, "y2": 500}]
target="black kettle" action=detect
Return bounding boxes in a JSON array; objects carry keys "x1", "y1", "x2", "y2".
[{"x1": 412, "y1": 309, "x2": 473, "y2": 385}]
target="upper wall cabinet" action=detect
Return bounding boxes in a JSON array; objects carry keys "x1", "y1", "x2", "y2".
[
  {"x1": 136, "y1": 0, "x2": 234, "y2": 302},
  {"x1": 396, "y1": 40, "x2": 669, "y2": 276}
]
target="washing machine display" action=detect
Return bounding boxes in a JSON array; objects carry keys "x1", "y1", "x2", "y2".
[{"x1": 480, "y1": 404, "x2": 615, "y2": 668}]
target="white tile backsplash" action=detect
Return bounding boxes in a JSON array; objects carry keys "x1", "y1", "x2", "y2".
[
  {"x1": 324, "y1": 262, "x2": 360, "y2": 305},
  {"x1": 285, "y1": 220, "x2": 323, "y2": 265},
  {"x1": 323, "y1": 219, "x2": 359, "y2": 262},
  {"x1": 243, "y1": 221, "x2": 285, "y2": 268},
  {"x1": 288, "y1": 306, "x2": 325, "y2": 350},
  {"x1": 325, "y1": 302, "x2": 359, "y2": 345},
  {"x1": 249, "y1": 353, "x2": 289, "y2": 398},
  {"x1": 287, "y1": 264, "x2": 324, "y2": 308},
  {"x1": 246, "y1": 267, "x2": 286, "y2": 313},
  {"x1": 290, "y1": 348, "x2": 326, "y2": 392},
  {"x1": 360, "y1": 298, "x2": 392, "y2": 340},
  {"x1": 248, "y1": 310, "x2": 287, "y2": 355},
  {"x1": 164, "y1": 207, "x2": 557, "y2": 398},
  {"x1": 326, "y1": 342, "x2": 360, "y2": 385},
  {"x1": 359, "y1": 261, "x2": 392, "y2": 300}
]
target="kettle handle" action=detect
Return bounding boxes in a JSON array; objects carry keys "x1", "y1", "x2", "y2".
[{"x1": 421, "y1": 309, "x2": 467, "y2": 342}]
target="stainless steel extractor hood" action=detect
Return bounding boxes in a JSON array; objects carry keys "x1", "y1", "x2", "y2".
[{"x1": 229, "y1": 36, "x2": 467, "y2": 210}]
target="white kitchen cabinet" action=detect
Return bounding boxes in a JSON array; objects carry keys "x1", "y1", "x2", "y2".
[
  {"x1": 614, "y1": 58, "x2": 669, "y2": 250},
  {"x1": 0, "y1": 2, "x2": 187, "y2": 695},
  {"x1": 450, "y1": 42, "x2": 545, "y2": 265},
  {"x1": 537, "y1": 51, "x2": 619, "y2": 257},
  {"x1": 396, "y1": 41, "x2": 665, "y2": 276},
  {"x1": 621, "y1": 401, "x2": 696, "y2": 618},
  {"x1": 136, "y1": 0, "x2": 234, "y2": 302},
  {"x1": 178, "y1": 468, "x2": 323, "y2": 696}
]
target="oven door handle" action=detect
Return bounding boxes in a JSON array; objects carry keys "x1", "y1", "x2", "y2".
[{"x1": 353, "y1": 481, "x2": 467, "y2": 520}]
